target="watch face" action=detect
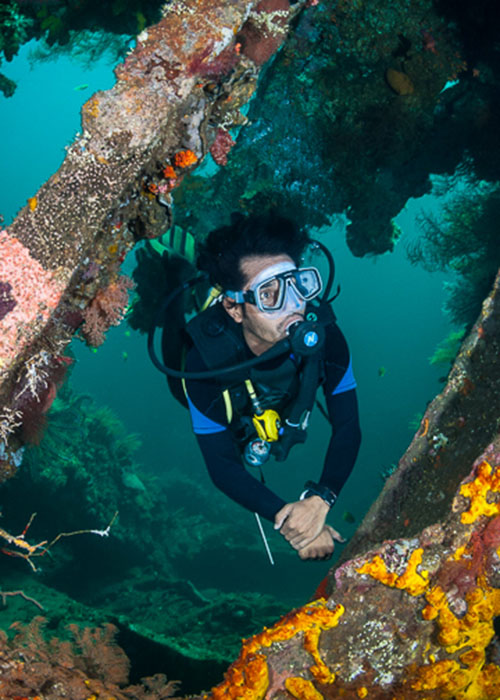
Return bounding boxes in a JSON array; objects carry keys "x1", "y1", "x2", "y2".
[{"x1": 302, "y1": 481, "x2": 337, "y2": 506}]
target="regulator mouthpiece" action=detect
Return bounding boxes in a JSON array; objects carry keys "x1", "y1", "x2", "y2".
[{"x1": 287, "y1": 319, "x2": 325, "y2": 357}]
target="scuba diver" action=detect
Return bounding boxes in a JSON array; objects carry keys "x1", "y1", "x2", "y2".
[{"x1": 149, "y1": 211, "x2": 361, "y2": 561}]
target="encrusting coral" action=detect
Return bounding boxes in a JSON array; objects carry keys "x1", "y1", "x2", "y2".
[
  {"x1": 80, "y1": 274, "x2": 135, "y2": 347},
  {"x1": 237, "y1": 0, "x2": 291, "y2": 66},
  {"x1": 201, "y1": 599, "x2": 344, "y2": 700},
  {"x1": 191, "y1": 452, "x2": 500, "y2": 700},
  {"x1": 460, "y1": 460, "x2": 500, "y2": 524},
  {"x1": 0, "y1": 230, "x2": 66, "y2": 374}
]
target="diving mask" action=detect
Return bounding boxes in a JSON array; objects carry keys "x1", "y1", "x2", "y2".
[{"x1": 226, "y1": 261, "x2": 323, "y2": 313}]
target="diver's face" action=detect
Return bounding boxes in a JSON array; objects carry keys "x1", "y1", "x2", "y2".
[{"x1": 223, "y1": 254, "x2": 306, "y2": 356}]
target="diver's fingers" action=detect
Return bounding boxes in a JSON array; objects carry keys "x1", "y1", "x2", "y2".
[
  {"x1": 299, "y1": 547, "x2": 316, "y2": 560},
  {"x1": 274, "y1": 503, "x2": 293, "y2": 530},
  {"x1": 326, "y1": 524, "x2": 347, "y2": 543},
  {"x1": 298, "y1": 542, "x2": 333, "y2": 561},
  {"x1": 297, "y1": 528, "x2": 336, "y2": 560},
  {"x1": 290, "y1": 533, "x2": 316, "y2": 550}
]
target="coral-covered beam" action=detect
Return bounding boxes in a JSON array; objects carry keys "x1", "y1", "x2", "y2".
[
  {"x1": 0, "y1": 0, "x2": 306, "y2": 478},
  {"x1": 341, "y1": 269, "x2": 500, "y2": 560}
]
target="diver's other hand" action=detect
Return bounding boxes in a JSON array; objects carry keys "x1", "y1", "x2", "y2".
[
  {"x1": 274, "y1": 496, "x2": 330, "y2": 550},
  {"x1": 298, "y1": 525, "x2": 342, "y2": 561}
]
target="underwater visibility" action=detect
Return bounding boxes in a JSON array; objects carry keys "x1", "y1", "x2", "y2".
[{"x1": 1, "y1": 0, "x2": 500, "y2": 698}]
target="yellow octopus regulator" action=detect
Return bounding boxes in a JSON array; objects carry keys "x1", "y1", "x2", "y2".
[{"x1": 203, "y1": 599, "x2": 344, "y2": 699}]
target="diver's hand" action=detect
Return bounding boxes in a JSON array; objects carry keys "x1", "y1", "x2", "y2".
[
  {"x1": 298, "y1": 525, "x2": 344, "y2": 561},
  {"x1": 274, "y1": 496, "x2": 330, "y2": 550}
]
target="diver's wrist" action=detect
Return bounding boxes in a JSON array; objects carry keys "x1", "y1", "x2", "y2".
[{"x1": 300, "y1": 481, "x2": 337, "y2": 508}]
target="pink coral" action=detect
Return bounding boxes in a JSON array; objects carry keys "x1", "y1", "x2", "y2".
[
  {"x1": 81, "y1": 275, "x2": 135, "y2": 347},
  {"x1": 0, "y1": 230, "x2": 66, "y2": 370},
  {"x1": 210, "y1": 127, "x2": 236, "y2": 166}
]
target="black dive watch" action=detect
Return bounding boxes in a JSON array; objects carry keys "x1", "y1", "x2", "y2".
[{"x1": 300, "y1": 480, "x2": 337, "y2": 508}]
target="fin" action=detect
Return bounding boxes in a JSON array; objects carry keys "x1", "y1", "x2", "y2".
[{"x1": 150, "y1": 226, "x2": 196, "y2": 265}]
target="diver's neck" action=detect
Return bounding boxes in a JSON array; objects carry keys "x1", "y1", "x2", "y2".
[{"x1": 242, "y1": 327, "x2": 274, "y2": 357}]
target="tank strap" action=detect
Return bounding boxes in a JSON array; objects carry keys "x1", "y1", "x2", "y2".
[
  {"x1": 185, "y1": 303, "x2": 248, "y2": 384},
  {"x1": 222, "y1": 389, "x2": 233, "y2": 424}
]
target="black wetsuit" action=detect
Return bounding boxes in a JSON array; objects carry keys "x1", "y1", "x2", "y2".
[{"x1": 184, "y1": 322, "x2": 361, "y2": 521}]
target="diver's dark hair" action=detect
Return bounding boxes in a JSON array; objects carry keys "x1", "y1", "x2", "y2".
[{"x1": 197, "y1": 211, "x2": 310, "y2": 290}]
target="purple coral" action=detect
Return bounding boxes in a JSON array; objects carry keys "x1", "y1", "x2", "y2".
[
  {"x1": 0, "y1": 281, "x2": 17, "y2": 321},
  {"x1": 210, "y1": 128, "x2": 235, "y2": 166},
  {"x1": 187, "y1": 42, "x2": 239, "y2": 79}
]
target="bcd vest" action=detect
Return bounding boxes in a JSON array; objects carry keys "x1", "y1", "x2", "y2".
[{"x1": 184, "y1": 301, "x2": 336, "y2": 450}]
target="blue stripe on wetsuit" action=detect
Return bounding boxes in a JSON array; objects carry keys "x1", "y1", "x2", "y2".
[
  {"x1": 187, "y1": 395, "x2": 226, "y2": 435},
  {"x1": 187, "y1": 357, "x2": 357, "y2": 429},
  {"x1": 332, "y1": 358, "x2": 357, "y2": 395}
]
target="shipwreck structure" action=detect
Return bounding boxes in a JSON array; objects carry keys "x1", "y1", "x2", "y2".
[{"x1": 1, "y1": 0, "x2": 500, "y2": 698}]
